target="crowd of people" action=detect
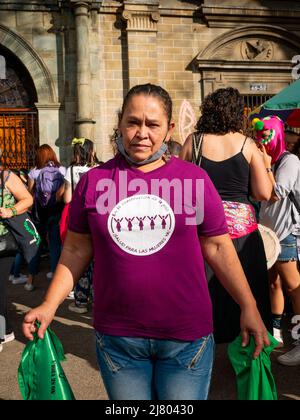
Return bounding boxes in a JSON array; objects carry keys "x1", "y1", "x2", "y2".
[{"x1": 0, "y1": 83, "x2": 299, "y2": 399}]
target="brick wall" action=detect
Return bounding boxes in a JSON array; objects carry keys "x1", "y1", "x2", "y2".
[{"x1": 0, "y1": 1, "x2": 299, "y2": 162}]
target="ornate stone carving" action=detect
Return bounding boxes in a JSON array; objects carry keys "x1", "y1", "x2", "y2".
[
  {"x1": 122, "y1": 10, "x2": 160, "y2": 32},
  {"x1": 241, "y1": 40, "x2": 273, "y2": 61},
  {"x1": 70, "y1": 0, "x2": 92, "y2": 7}
]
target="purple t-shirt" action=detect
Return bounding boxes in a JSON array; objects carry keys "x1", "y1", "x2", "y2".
[{"x1": 69, "y1": 155, "x2": 228, "y2": 341}]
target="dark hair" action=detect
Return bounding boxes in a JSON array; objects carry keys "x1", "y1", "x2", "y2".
[
  {"x1": 35, "y1": 144, "x2": 61, "y2": 169},
  {"x1": 71, "y1": 138, "x2": 99, "y2": 167},
  {"x1": 294, "y1": 138, "x2": 300, "y2": 159},
  {"x1": 284, "y1": 129, "x2": 298, "y2": 136},
  {"x1": 284, "y1": 129, "x2": 300, "y2": 157},
  {"x1": 196, "y1": 87, "x2": 245, "y2": 135},
  {"x1": 120, "y1": 83, "x2": 173, "y2": 124},
  {"x1": 168, "y1": 140, "x2": 182, "y2": 156},
  {"x1": 110, "y1": 84, "x2": 173, "y2": 154}
]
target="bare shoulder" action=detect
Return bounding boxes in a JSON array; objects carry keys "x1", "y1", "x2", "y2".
[
  {"x1": 5, "y1": 170, "x2": 18, "y2": 182},
  {"x1": 237, "y1": 134, "x2": 257, "y2": 163},
  {"x1": 245, "y1": 136, "x2": 256, "y2": 145},
  {"x1": 179, "y1": 132, "x2": 195, "y2": 161},
  {"x1": 184, "y1": 133, "x2": 194, "y2": 145},
  {"x1": 2, "y1": 170, "x2": 14, "y2": 184},
  {"x1": 5, "y1": 171, "x2": 23, "y2": 189}
]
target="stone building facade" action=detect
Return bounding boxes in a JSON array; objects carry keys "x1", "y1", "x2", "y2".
[{"x1": 0, "y1": 0, "x2": 299, "y2": 167}]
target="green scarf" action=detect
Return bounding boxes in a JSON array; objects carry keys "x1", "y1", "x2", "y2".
[
  {"x1": 228, "y1": 333, "x2": 278, "y2": 400},
  {"x1": 18, "y1": 326, "x2": 75, "y2": 400}
]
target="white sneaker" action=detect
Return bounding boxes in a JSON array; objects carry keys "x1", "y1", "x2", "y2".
[
  {"x1": 3, "y1": 332, "x2": 15, "y2": 344},
  {"x1": 273, "y1": 328, "x2": 284, "y2": 348},
  {"x1": 277, "y1": 340, "x2": 300, "y2": 366},
  {"x1": 10, "y1": 273, "x2": 27, "y2": 280},
  {"x1": 11, "y1": 274, "x2": 28, "y2": 285},
  {"x1": 0, "y1": 343, "x2": 3, "y2": 353},
  {"x1": 24, "y1": 283, "x2": 35, "y2": 292},
  {"x1": 66, "y1": 291, "x2": 75, "y2": 300},
  {"x1": 46, "y1": 272, "x2": 53, "y2": 280}
]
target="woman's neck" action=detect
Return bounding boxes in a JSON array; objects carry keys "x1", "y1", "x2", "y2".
[{"x1": 131, "y1": 157, "x2": 166, "y2": 173}]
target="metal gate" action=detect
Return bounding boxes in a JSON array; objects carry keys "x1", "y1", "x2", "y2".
[
  {"x1": 242, "y1": 94, "x2": 273, "y2": 135},
  {"x1": 0, "y1": 108, "x2": 39, "y2": 170},
  {"x1": 242, "y1": 93, "x2": 300, "y2": 134},
  {"x1": 243, "y1": 94, "x2": 273, "y2": 117}
]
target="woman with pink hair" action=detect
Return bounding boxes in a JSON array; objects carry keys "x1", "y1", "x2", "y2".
[
  {"x1": 254, "y1": 116, "x2": 286, "y2": 164},
  {"x1": 255, "y1": 115, "x2": 300, "y2": 366}
]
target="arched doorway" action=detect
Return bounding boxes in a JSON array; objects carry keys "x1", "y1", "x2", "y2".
[
  {"x1": 196, "y1": 25, "x2": 300, "y2": 107},
  {"x1": 0, "y1": 46, "x2": 39, "y2": 169}
]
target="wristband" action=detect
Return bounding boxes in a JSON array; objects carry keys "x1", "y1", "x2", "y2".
[{"x1": 10, "y1": 206, "x2": 17, "y2": 217}]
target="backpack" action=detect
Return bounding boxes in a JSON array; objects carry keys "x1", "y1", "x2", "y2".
[{"x1": 35, "y1": 162, "x2": 64, "y2": 208}]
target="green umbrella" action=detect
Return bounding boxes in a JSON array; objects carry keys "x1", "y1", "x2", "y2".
[{"x1": 250, "y1": 79, "x2": 300, "y2": 127}]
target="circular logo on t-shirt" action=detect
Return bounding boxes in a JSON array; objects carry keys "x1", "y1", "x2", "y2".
[{"x1": 107, "y1": 194, "x2": 175, "y2": 256}]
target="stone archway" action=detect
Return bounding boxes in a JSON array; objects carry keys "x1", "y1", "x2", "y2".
[
  {"x1": 0, "y1": 23, "x2": 56, "y2": 104},
  {"x1": 0, "y1": 24, "x2": 61, "y2": 151},
  {"x1": 198, "y1": 25, "x2": 300, "y2": 61},
  {"x1": 196, "y1": 25, "x2": 300, "y2": 99}
]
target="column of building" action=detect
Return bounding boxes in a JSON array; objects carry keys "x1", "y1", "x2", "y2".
[
  {"x1": 71, "y1": 0, "x2": 95, "y2": 139},
  {"x1": 122, "y1": 0, "x2": 160, "y2": 88}
]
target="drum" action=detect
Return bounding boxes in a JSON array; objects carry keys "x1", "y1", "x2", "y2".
[{"x1": 258, "y1": 224, "x2": 281, "y2": 269}]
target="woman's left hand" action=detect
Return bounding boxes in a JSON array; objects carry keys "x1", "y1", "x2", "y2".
[
  {"x1": 240, "y1": 304, "x2": 270, "y2": 359},
  {"x1": 0, "y1": 207, "x2": 13, "y2": 218}
]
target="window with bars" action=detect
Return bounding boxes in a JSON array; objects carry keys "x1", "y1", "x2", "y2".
[
  {"x1": 242, "y1": 94, "x2": 299, "y2": 134},
  {"x1": 0, "y1": 47, "x2": 38, "y2": 169},
  {"x1": 243, "y1": 94, "x2": 273, "y2": 117},
  {"x1": 0, "y1": 109, "x2": 39, "y2": 170}
]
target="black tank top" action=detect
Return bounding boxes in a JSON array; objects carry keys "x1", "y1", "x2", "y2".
[{"x1": 200, "y1": 137, "x2": 250, "y2": 204}]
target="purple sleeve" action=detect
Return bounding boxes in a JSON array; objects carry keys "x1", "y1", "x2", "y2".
[
  {"x1": 198, "y1": 172, "x2": 228, "y2": 237},
  {"x1": 68, "y1": 174, "x2": 90, "y2": 234},
  {"x1": 28, "y1": 168, "x2": 39, "y2": 180}
]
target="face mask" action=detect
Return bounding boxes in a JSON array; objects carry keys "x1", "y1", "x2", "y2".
[{"x1": 116, "y1": 136, "x2": 168, "y2": 166}]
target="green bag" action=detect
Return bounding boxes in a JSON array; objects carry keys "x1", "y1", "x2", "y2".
[
  {"x1": 18, "y1": 326, "x2": 75, "y2": 400},
  {"x1": 227, "y1": 333, "x2": 278, "y2": 400}
]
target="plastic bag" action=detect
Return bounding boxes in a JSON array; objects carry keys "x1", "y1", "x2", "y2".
[
  {"x1": 18, "y1": 326, "x2": 75, "y2": 400},
  {"x1": 227, "y1": 333, "x2": 278, "y2": 400}
]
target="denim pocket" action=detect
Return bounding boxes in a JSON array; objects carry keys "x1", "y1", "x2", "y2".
[
  {"x1": 95, "y1": 333, "x2": 131, "y2": 373},
  {"x1": 176, "y1": 334, "x2": 214, "y2": 372}
]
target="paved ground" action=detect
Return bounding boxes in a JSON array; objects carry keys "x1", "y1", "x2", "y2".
[{"x1": 1, "y1": 263, "x2": 299, "y2": 400}]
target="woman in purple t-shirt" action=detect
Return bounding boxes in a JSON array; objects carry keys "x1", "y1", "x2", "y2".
[{"x1": 23, "y1": 84, "x2": 269, "y2": 400}]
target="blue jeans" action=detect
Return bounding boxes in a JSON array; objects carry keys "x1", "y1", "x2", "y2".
[
  {"x1": 10, "y1": 251, "x2": 39, "y2": 277},
  {"x1": 10, "y1": 252, "x2": 23, "y2": 277},
  {"x1": 95, "y1": 333, "x2": 215, "y2": 400},
  {"x1": 48, "y1": 221, "x2": 61, "y2": 273},
  {"x1": 278, "y1": 233, "x2": 298, "y2": 262},
  {"x1": 30, "y1": 219, "x2": 62, "y2": 275}
]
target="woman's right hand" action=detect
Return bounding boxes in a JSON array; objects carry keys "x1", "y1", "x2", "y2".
[
  {"x1": 22, "y1": 302, "x2": 57, "y2": 341},
  {"x1": 256, "y1": 143, "x2": 272, "y2": 168}
]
